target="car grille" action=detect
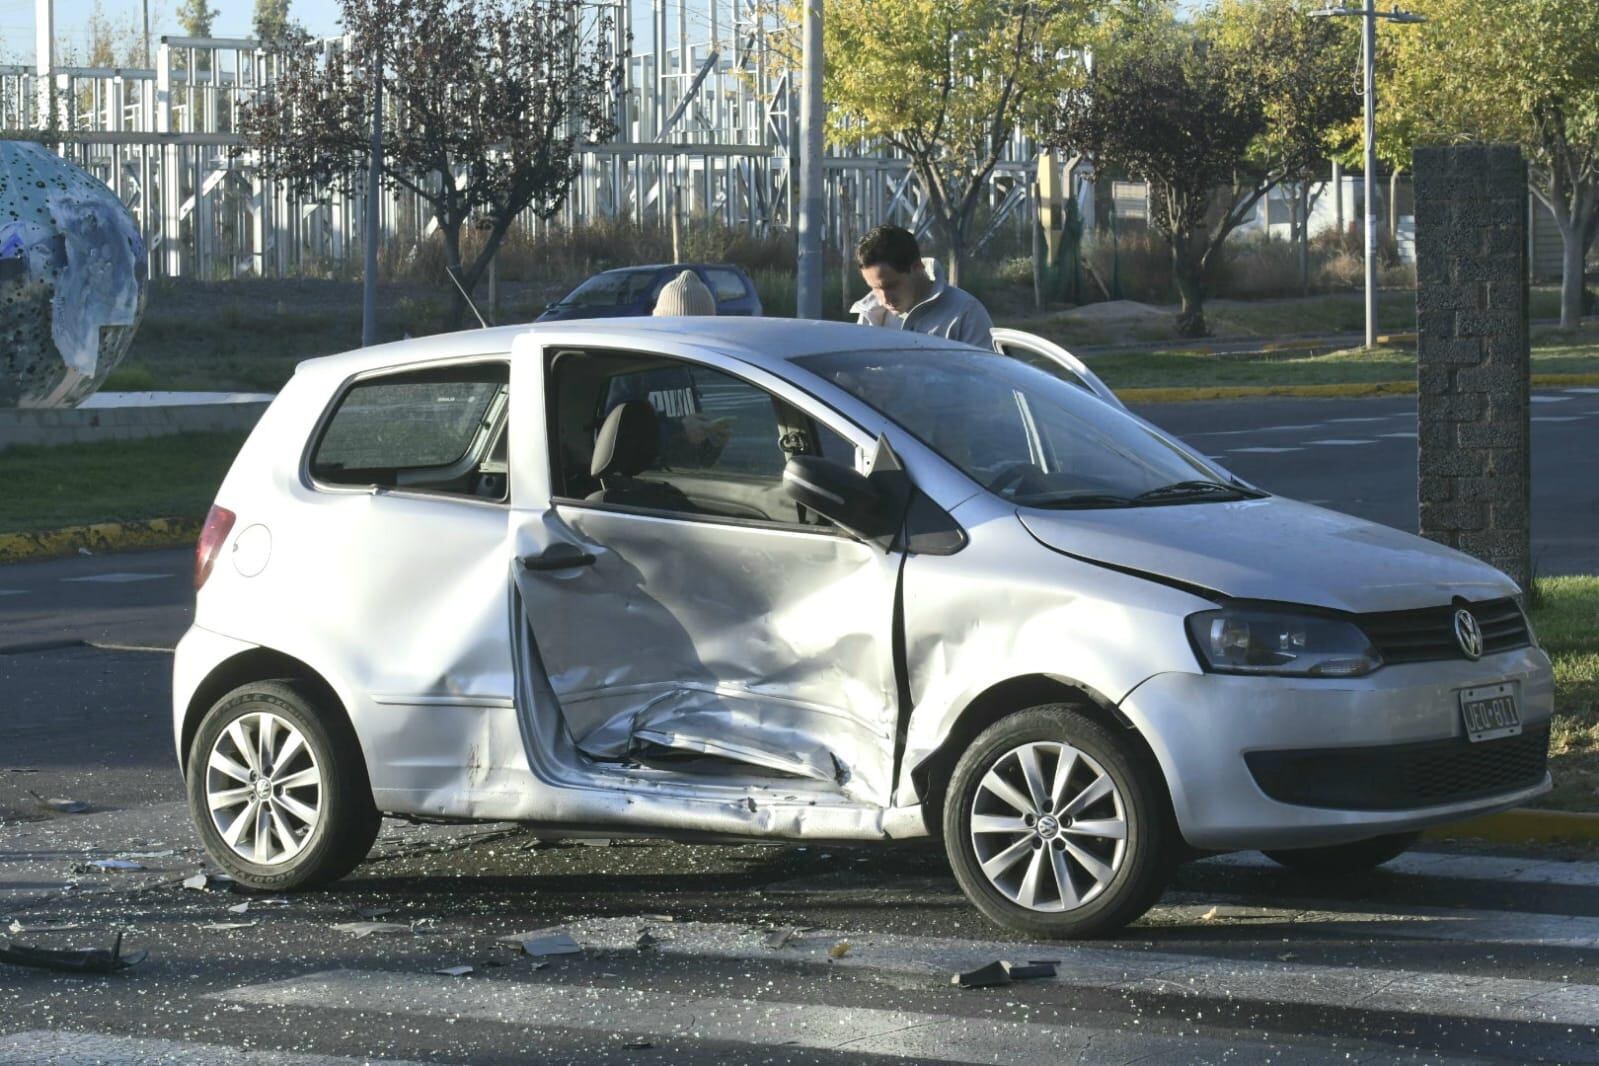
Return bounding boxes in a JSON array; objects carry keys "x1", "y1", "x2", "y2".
[
  {"x1": 1245, "y1": 725, "x2": 1550, "y2": 811},
  {"x1": 1359, "y1": 598, "x2": 1532, "y2": 665}
]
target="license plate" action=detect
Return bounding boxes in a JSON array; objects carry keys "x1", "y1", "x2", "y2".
[{"x1": 1459, "y1": 683, "x2": 1521, "y2": 743}]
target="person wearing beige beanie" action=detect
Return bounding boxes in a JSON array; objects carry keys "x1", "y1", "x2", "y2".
[{"x1": 652, "y1": 269, "x2": 718, "y2": 316}]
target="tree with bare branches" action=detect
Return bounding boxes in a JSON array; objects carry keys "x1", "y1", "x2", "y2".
[{"x1": 240, "y1": 0, "x2": 619, "y2": 327}]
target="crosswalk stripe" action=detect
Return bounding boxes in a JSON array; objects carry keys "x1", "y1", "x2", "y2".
[
  {"x1": 59, "y1": 572, "x2": 171, "y2": 584},
  {"x1": 0, "y1": 1030, "x2": 426, "y2": 1065},
  {"x1": 1201, "y1": 848, "x2": 1599, "y2": 889},
  {"x1": 551, "y1": 917, "x2": 1599, "y2": 1027},
  {"x1": 210, "y1": 970, "x2": 1460, "y2": 1065}
]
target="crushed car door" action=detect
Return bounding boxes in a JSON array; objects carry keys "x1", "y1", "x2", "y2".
[{"x1": 510, "y1": 344, "x2": 903, "y2": 806}]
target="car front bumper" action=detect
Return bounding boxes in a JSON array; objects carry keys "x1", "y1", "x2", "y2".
[{"x1": 1117, "y1": 646, "x2": 1555, "y2": 850}]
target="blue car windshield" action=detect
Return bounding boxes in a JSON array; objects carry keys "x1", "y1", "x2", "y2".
[
  {"x1": 561, "y1": 269, "x2": 660, "y2": 308},
  {"x1": 798, "y1": 347, "x2": 1235, "y2": 508}
]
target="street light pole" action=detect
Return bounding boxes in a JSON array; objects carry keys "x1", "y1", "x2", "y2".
[
  {"x1": 1311, "y1": 0, "x2": 1423, "y2": 349},
  {"x1": 796, "y1": 0, "x2": 824, "y2": 319},
  {"x1": 362, "y1": 37, "x2": 383, "y2": 347}
]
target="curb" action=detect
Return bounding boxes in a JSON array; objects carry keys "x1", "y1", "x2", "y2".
[
  {"x1": 1117, "y1": 371, "x2": 1599, "y2": 405},
  {"x1": 0, "y1": 516, "x2": 199, "y2": 565},
  {"x1": 1425, "y1": 807, "x2": 1599, "y2": 845}
]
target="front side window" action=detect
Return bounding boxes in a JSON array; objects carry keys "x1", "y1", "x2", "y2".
[
  {"x1": 800, "y1": 348, "x2": 1245, "y2": 509},
  {"x1": 311, "y1": 363, "x2": 509, "y2": 500},
  {"x1": 549, "y1": 351, "x2": 852, "y2": 526}
]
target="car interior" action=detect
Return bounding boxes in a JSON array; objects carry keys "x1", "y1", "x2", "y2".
[{"x1": 546, "y1": 347, "x2": 851, "y2": 527}]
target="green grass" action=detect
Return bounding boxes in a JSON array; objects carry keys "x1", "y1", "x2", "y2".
[
  {"x1": 1081, "y1": 338, "x2": 1599, "y2": 393},
  {"x1": 0, "y1": 432, "x2": 246, "y2": 533},
  {"x1": 1529, "y1": 576, "x2": 1599, "y2": 812},
  {"x1": 1009, "y1": 289, "x2": 1572, "y2": 351}
]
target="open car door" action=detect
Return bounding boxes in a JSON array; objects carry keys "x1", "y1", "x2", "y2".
[{"x1": 991, "y1": 328, "x2": 1127, "y2": 412}]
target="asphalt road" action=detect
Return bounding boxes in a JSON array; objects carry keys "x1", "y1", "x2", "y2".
[
  {"x1": 2, "y1": 662, "x2": 1598, "y2": 1064},
  {"x1": 1, "y1": 394, "x2": 1597, "y2": 1062},
  {"x1": 1130, "y1": 387, "x2": 1599, "y2": 575}
]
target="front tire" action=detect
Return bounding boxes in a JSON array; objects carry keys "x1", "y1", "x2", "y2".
[
  {"x1": 186, "y1": 680, "x2": 380, "y2": 891},
  {"x1": 1262, "y1": 832, "x2": 1420, "y2": 875},
  {"x1": 942, "y1": 704, "x2": 1174, "y2": 939}
]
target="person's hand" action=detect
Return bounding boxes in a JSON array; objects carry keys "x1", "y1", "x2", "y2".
[{"x1": 682, "y1": 413, "x2": 734, "y2": 448}]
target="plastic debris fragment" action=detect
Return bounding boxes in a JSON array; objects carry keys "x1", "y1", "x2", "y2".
[
  {"x1": 435, "y1": 965, "x2": 474, "y2": 977},
  {"x1": 952, "y1": 961, "x2": 1011, "y2": 989},
  {"x1": 89, "y1": 858, "x2": 144, "y2": 872},
  {"x1": 29, "y1": 791, "x2": 89, "y2": 814},
  {"x1": 952, "y1": 960, "x2": 1058, "y2": 989},
  {"x1": 7, "y1": 920, "x2": 84, "y2": 934},
  {"x1": 828, "y1": 939, "x2": 851, "y2": 959},
  {"x1": 182, "y1": 871, "x2": 234, "y2": 891},
  {"x1": 331, "y1": 922, "x2": 412, "y2": 938},
  {"x1": 521, "y1": 932, "x2": 582, "y2": 957},
  {"x1": 199, "y1": 921, "x2": 258, "y2": 931},
  {"x1": 355, "y1": 906, "x2": 395, "y2": 920},
  {"x1": 0, "y1": 931, "x2": 146, "y2": 974},
  {"x1": 635, "y1": 930, "x2": 660, "y2": 951},
  {"x1": 764, "y1": 927, "x2": 798, "y2": 950}
]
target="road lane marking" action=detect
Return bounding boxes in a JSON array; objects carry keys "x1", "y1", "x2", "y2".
[
  {"x1": 1227, "y1": 447, "x2": 1304, "y2": 454},
  {"x1": 211, "y1": 970, "x2": 1447, "y2": 1065},
  {"x1": 59, "y1": 572, "x2": 173, "y2": 584},
  {"x1": 0, "y1": 589, "x2": 25, "y2": 597},
  {"x1": 1326, "y1": 417, "x2": 1392, "y2": 423},
  {"x1": 0, "y1": 1031, "x2": 427, "y2": 1065},
  {"x1": 1532, "y1": 416, "x2": 1583, "y2": 423},
  {"x1": 1182, "y1": 423, "x2": 1330, "y2": 438},
  {"x1": 1530, "y1": 395, "x2": 1574, "y2": 403},
  {"x1": 1306, "y1": 439, "x2": 1378, "y2": 446},
  {"x1": 1201, "y1": 848, "x2": 1599, "y2": 889},
  {"x1": 1378, "y1": 431, "x2": 1419, "y2": 438}
]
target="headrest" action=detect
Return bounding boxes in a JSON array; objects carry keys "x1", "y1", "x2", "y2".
[{"x1": 591, "y1": 400, "x2": 660, "y2": 479}]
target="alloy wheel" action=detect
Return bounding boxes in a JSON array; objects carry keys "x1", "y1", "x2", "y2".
[
  {"x1": 969, "y1": 740, "x2": 1128, "y2": 912},
  {"x1": 205, "y1": 711, "x2": 323, "y2": 866}
]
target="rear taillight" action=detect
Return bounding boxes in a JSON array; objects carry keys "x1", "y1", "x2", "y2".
[{"x1": 195, "y1": 505, "x2": 237, "y2": 590}]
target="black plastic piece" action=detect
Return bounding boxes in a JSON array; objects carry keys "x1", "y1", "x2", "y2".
[{"x1": 520, "y1": 543, "x2": 597, "y2": 571}]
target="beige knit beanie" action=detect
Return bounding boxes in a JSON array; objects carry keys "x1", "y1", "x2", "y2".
[{"x1": 652, "y1": 269, "x2": 718, "y2": 316}]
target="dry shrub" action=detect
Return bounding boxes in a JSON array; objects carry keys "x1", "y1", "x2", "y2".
[{"x1": 1082, "y1": 228, "x2": 1175, "y2": 303}]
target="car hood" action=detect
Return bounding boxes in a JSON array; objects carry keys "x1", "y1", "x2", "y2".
[{"x1": 1018, "y1": 496, "x2": 1519, "y2": 614}]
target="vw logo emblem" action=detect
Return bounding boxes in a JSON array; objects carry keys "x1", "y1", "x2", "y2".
[{"x1": 1454, "y1": 609, "x2": 1484, "y2": 660}]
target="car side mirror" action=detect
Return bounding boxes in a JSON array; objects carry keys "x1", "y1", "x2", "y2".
[{"x1": 782, "y1": 455, "x2": 891, "y2": 542}]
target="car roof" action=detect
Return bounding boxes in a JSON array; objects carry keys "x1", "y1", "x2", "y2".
[
  {"x1": 596, "y1": 263, "x2": 742, "y2": 274},
  {"x1": 294, "y1": 317, "x2": 977, "y2": 383}
]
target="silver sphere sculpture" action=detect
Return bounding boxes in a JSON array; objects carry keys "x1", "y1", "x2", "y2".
[{"x1": 1, "y1": 140, "x2": 148, "y2": 408}]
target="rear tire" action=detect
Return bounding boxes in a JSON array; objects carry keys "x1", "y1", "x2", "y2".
[
  {"x1": 186, "y1": 680, "x2": 380, "y2": 891},
  {"x1": 942, "y1": 704, "x2": 1174, "y2": 939},
  {"x1": 1262, "y1": 832, "x2": 1420, "y2": 875}
]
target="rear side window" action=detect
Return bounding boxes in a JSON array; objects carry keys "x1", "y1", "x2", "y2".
[
  {"x1": 703, "y1": 268, "x2": 749, "y2": 303},
  {"x1": 311, "y1": 363, "x2": 509, "y2": 499}
]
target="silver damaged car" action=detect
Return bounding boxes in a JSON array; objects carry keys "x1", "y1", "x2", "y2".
[{"x1": 173, "y1": 318, "x2": 1553, "y2": 938}]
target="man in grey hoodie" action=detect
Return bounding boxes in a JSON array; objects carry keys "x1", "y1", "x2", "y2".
[{"x1": 850, "y1": 225, "x2": 994, "y2": 349}]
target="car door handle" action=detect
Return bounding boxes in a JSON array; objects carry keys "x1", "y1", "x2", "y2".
[{"x1": 520, "y1": 543, "x2": 597, "y2": 571}]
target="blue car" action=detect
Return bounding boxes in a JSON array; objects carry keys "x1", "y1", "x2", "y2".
[{"x1": 537, "y1": 263, "x2": 763, "y2": 321}]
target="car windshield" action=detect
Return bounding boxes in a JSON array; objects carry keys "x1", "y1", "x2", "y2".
[
  {"x1": 560, "y1": 269, "x2": 660, "y2": 308},
  {"x1": 799, "y1": 347, "x2": 1245, "y2": 508}
]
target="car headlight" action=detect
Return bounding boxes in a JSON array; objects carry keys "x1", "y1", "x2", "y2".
[{"x1": 1186, "y1": 607, "x2": 1382, "y2": 677}]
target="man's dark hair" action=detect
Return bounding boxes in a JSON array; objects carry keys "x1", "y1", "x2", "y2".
[{"x1": 855, "y1": 225, "x2": 922, "y2": 272}]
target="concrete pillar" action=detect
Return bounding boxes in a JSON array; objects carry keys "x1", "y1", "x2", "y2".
[{"x1": 1413, "y1": 144, "x2": 1532, "y2": 589}]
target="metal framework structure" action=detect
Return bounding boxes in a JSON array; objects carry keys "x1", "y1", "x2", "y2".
[{"x1": 2, "y1": 0, "x2": 1036, "y2": 281}]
